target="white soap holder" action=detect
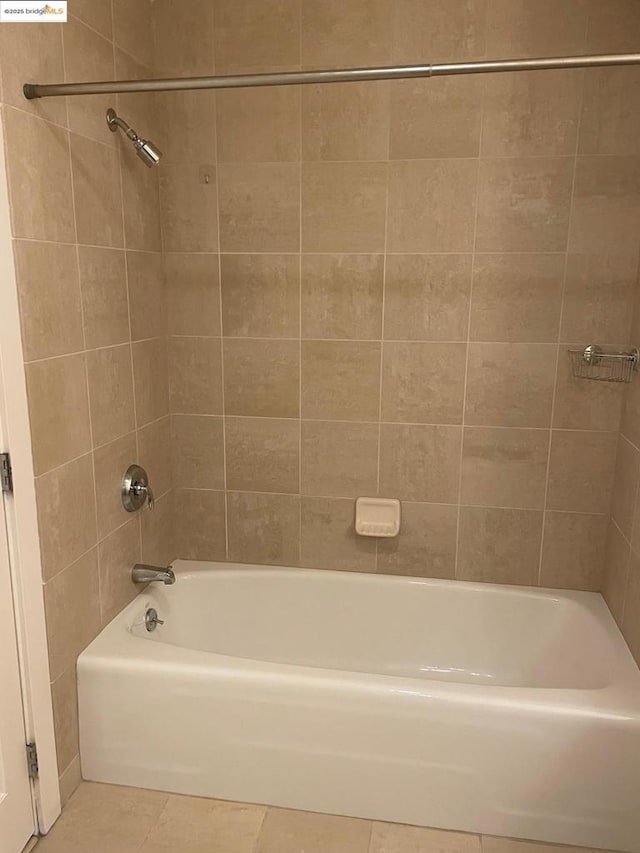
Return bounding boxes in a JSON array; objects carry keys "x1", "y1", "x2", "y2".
[{"x1": 355, "y1": 497, "x2": 401, "y2": 538}]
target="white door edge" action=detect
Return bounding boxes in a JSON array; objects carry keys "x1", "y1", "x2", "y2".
[{"x1": 0, "y1": 106, "x2": 62, "y2": 832}]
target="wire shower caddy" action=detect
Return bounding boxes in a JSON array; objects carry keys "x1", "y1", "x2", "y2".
[{"x1": 569, "y1": 345, "x2": 640, "y2": 383}]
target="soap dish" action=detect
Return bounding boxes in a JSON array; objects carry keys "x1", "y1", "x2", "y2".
[{"x1": 355, "y1": 497, "x2": 401, "y2": 538}]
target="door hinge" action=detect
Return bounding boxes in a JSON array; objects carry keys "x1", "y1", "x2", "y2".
[
  {"x1": 26, "y1": 742, "x2": 38, "y2": 779},
  {"x1": 1, "y1": 452, "x2": 13, "y2": 493}
]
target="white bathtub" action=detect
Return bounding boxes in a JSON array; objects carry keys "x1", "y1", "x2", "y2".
[{"x1": 78, "y1": 561, "x2": 640, "y2": 852}]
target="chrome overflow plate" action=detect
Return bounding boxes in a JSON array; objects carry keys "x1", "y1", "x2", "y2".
[
  {"x1": 122, "y1": 464, "x2": 154, "y2": 512},
  {"x1": 144, "y1": 607, "x2": 164, "y2": 632}
]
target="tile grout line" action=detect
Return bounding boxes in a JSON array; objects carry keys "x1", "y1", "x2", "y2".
[
  {"x1": 375, "y1": 79, "x2": 393, "y2": 574},
  {"x1": 537, "y1": 42, "x2": 589, "y2": 586},
  {"x1": 454, "y1": 74, "x2": 486, "y2": 579},
  {"x1": 210, "y1": 1, "x2": 230, "y2": 563}
]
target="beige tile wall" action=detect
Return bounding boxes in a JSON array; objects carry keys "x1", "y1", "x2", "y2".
[
  {"x1": 603, "y1": 266, "x2": 640, "y2": 667},
  {"x1": 156, "y1": 0, "x2": 640, "y2": 594},
  {"x1": 0, "y1": 0, "x2": 173, "y2": 803}
]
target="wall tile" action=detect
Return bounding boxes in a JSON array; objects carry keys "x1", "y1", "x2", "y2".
[
  {"x1": 461, "y1": 427, "x2": 549, "y2": 510},
  {"x1": 569, "y1": 156, "x2": 640, "y2": 256},
  {"x1": 302, "y1": 162, "x2": 387, "y2": 253},
  {"x1": 171, "y1": 415, "x2": 224, "y2": 491},
  {"x1": 157, "y1": 91, "x2": 217, "y2": 166},
  {"x1": 72, "y1": 0, "x2": 112, "y2": 38},
  {"x1": 587, "y1": 0, "x2": 640, "y2": 52},
  {"x1": 26, "y1": 353, "x2": 92, "y2": 475},
  {"x1": 390, "y1": 77, "x2": 483, "y2": 160},
  {"x1": 217, "y1": 87, "x2": 300, "y2": 162},
  {"x1": 121, "y1": 144, "x2": 163, "y2": 252},
  {"x1": 141, "y1": 491, "x2": 176, "y2": 567},
  {"x1": 93, "y1": 432, "x2": 138, "y2": 541},
  {"x1": 392, "y1": 0, "x2": 487, "y2": 63},
  {"x1": 382, "y1": 342, "x2": 466, "y2": 424},
  {"x1": 15, "y1": 240, "x2": 84, "y2": 361},
  {"x1": 224, "y1": 339, "x2": 299, "y2": 418},
  {"x1": 547, "y1": 431, "x2": 618, "y2": 514},
  {"x1": 561, "y1": 253, "x2": 637, "y2": 345},
  {"x1": 611, "y1": 436, "x2": 640, "y2": 539},
  {"x1": 301, "y1": 421, "x2": 378, "y2": 498},
  {"x1": 98, "y1": 519, "x2": 141, "y2": 626},
  {"x1": 0, "y1": 24, "x2": 67, "y2": 125},
  {"x1": 485, "y1": 0, "x2": 588, "y2": 56},
  {"x1": 71, "y1": 134, "x2": 124, "y2": 248},
  {"x1": 602, "y1": 520, "x2": 630, "y2": 627},
  {"x1": 153, "y1": 0, "x2": 214, "y2": 76},
  {"x1": 621, "y1": 374, "x2": 640, "y2": 451},
  {"x1": 127, "y1": 251, "x2": 167, "y2": 341},
  {"x1": 169, "y1": 337, "x2": 222, "y2": 415},
  {"x1": 63, "y1": 17, "x2": 115, "y2": 146},
  {"x1": 133, "y1": 338, "x2": 169, "y2": 426},
  {"x1": 387, "y1": 160, "x2": 478, "y2": 253},
  {"x1": 303, "y1": 82, "x2": 389, "y2": 162},
  {"x1": 482, "y1": 70, "x2": 581, "y2": 157},
  {"x1": 377, "y1": 503, "x2": 457, "y2": 578},
  {"x1": 44, "y1": 549, "x2": 100, "y2": 681},
  {"x1": 36, "y1": 453, "x2": 97, "y2": 582},
  {"x1": 51, "y1": 666, "x2": 79, "y2": 776},
  {"x1": 580, "y1": 68, "x2": 640, "y2": 157},
  {"x1": 302, "y1": 254, "x2": 383, "y2": 341},
  {"x1": 86, "y1": 344, "x2": 136, "y2": 447},
  {"x1": 160, "y1": 165, "x2": 218, "y2": 253},
  {"x1": 302, "y1": 341, "x2": 381, "y2": 421},
  {"x1": 465, "y1": 343, "x2": 557, "y2": 428},
  {"x1": 470, "y1": 254, "x2": 564, "y2": 343},
  {"x1": 138, "y1": 416, "x2": 173, "y2": 498},
  {"x1": 219, "y1": 163, "x2": 300, "y2": 252},
  {"x1": 174, "y1": 490, "x2": 226, "y2": 561},
  {"x1": 383, "y1": 255, "x2": 472, "y2": 342},
  {"x1": 301, "y1": 497, "x2": 376, "y2": 572},
  {"x1": 540, "y1": 511, "x2": 608, "y2": 591},
  {"x1": 112, "y1": 0, "x2": 154, "y2": 68},
  {"x1": 226, "y1": 417, "x2": 299, "y2": 494},
  {"x1": 227, "y1": 492, "x2": 300, "y2": 566},
  {"x1": 302, "y1": 0, "x2": 393, "y2": 67},
  {"x1": 622, "y1": 552, "x2": 640, "y2": 665},
  {"x1": 166, "y1": 253, "x2": 221, "y2": 337},
  {"x1": 379, "y1": 424, "x2": 461, "y2": 503},
  {"x1": 476, "y1": 157, "x2": 573, "y2": 252},
  {"x1": 4, "y1": 108, "x2": 74, "y2": 242},
  {"x1": 79, "y1": 247, "x2": 130, "y2": 349},
  {"x1": 213, "y1": 0, "x2": 301, "y2": 73},
  {"x1": 553, "y1": 349, "x2": 625, "y2": 432},
  {"x1": 58, "y1": 757, "x2": 82, "y2": 808},
  {"x1": 457, "y1": 506, "x2": 543, "y2": 586},
  {"x1": 221, "y1": 254, "x2": 300, "y2": 338}
]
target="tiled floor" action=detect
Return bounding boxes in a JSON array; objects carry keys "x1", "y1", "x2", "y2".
[{"x1": 35, "y1": 782, "x2": 612, "y2": 853}]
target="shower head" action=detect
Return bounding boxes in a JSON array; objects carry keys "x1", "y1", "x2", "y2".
[{"x1": 106, "y1": 108, "x2": 162, "y2": 167}]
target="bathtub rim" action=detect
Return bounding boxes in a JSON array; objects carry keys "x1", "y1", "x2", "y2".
[{"x1": 78, "y1": 560, "x2": 640, "y2": 719}]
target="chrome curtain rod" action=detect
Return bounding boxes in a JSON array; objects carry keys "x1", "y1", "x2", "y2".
[{"x1": 22, "y1": 52, "x2": 640, "y2": 99}]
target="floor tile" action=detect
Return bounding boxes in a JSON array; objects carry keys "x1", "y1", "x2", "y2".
[
  {"x1": 36, "y1": 783, "x2": 169, "y2": 853},
  {"x1": 481, "y1": 837, "x2": 601, "y2": 853},
  {"x1": 255, "y1": 807, "x2": 371, "y2": 853},
  {"x1": 370, "y1": 823, "x2": 482, "y2": 853},
  {"x1": 138, "y1": 795, "x2": 266, "y2": 853}
]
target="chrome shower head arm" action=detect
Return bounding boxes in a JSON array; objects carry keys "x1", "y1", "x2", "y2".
[{"x1": 106, "y1": 107, "x2": 162, "y2": 168}]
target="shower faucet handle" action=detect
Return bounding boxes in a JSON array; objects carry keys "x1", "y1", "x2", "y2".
[{"x1": 122, "y1": 464, "x2": 154, "y2": 512}]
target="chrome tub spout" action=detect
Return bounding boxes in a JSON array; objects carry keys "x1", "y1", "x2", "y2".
[{"x1": 132, "y1": 564, "x2": 176, "y2": 585}]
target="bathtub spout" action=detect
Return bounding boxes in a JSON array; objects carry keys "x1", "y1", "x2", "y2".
[{"x1": 132, "y1": 564, "x2": 176, "y2": 585}]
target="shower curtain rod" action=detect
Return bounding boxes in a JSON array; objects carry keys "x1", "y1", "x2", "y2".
[{"x1": 23, "y1": 52, "x2": 640, "y2": 99}]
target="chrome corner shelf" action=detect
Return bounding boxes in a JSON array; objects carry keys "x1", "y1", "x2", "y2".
[{"x1": 569, "y1": 345, "x2": 639, "y2": 383}]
